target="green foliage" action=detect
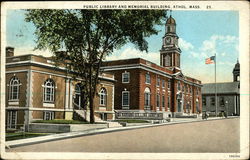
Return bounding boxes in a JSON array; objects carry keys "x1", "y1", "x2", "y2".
[{"x1": 25, "y1": 10, "x2": 167, "y2": 123}]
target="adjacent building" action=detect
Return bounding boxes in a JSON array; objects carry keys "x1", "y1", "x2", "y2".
[
  {"x1": 102, "y1": 16, "x2": 202, "y2": 119},
  {"x1": 5, "y1": 47, "x2": 115, "y2": 130},
  {"x1": 201, "y1": 60, "x2": 240, "y2": 116}
]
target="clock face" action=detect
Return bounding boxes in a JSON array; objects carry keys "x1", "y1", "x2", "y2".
[{"x1": 165, "y1": 37, "x2": 171, "y2": 44}]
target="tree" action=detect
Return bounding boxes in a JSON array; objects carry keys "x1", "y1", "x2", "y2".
[{"x1": 25, "y1": 9, "x2": 167, "y2": 123}]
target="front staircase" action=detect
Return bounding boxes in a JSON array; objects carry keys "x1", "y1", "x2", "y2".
[{"x1": 74, "y1": 109, "x2": 106, "y2": 123}]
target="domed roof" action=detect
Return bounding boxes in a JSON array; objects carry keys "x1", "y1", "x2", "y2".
[{"x1": 166, "y1": 15, "x2": 176, "y2": 25}]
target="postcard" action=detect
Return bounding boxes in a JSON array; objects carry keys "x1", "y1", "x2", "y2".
[{"x1": 1, "y1": 1, "x2": 249, "y2": 160}]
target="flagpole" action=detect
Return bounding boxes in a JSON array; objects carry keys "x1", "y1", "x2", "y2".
[{"x1": 215, "y1": 53, "x2": 217, "y2": 117}]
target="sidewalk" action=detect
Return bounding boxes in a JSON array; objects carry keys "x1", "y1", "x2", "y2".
[{"x1": 5, "y1": 116, "x2": 239, "y2": 148}]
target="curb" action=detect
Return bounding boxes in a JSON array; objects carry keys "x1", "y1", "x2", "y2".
[{"x1": 6, "y1": 116, "x2": 239, "y2": 148}]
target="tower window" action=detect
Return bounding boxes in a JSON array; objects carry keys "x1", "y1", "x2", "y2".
[{"x1": 165, "y1": 55, "x2": 171, "y2": 66}]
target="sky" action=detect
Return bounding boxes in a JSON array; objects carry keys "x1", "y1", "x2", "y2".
[{"x1": 6, "y1": 10, "x2": 239, "y2": 84}]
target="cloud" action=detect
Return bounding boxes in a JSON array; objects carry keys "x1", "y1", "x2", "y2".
[
  {"x1": 179, "y1": 38, "x2": 194, "y2": 51},
  {"x1": 196, "y1": 34, "x2": 238, "y2": 58},
  {"x1": 14, "y1": 47, "x2": 53, "y2": 57},
  {"x1": 106, "y1": 47, "x2": 160, "y2": 64}
]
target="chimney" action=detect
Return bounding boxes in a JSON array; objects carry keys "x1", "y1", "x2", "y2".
[{"x1": 6, "y1": 47, "x2": 14, "y2": 57}]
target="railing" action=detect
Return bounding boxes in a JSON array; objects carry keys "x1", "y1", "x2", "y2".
[{"x1": 115, "y1": 111, "x2": 163, "y2": 120}]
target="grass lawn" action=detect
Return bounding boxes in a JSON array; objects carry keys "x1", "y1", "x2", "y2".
[
  {"x1": 32, "y1": 119, "x2": 89, "y2": 124},
  {"x1": 6, "y1": 132, "x2": 50, "y2": 141},
  {"x1": 115, "y1": 119, "x2": 149, "y2": 123}
]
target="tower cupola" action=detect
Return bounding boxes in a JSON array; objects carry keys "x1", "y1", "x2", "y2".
[
  {"x1": 165, "y1": 15, "x2": 176, "y2": 33},
  {"x1": 160, "y1": 14, "x2": 181, "y2": 70},
  {"x1": 233, "y1": 59, "x2": 240, "y2": 82}
]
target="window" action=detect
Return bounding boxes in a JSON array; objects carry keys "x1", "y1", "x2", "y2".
[
  {"x1": 219, "y1": 97, "x2": 225, "y2": 106},
  {"x1": 196, "y1": 88, "x2": 199, "y2": 95},
  {"x1": 43, "y1": 79, "x2": 55, "y2": 102},
  {"x1": 157, "y1": 78, "x2": 160, "y2": 87},
  {"x1": 74, "y1": 84, "x2": 81, "y2": 108},
  {"x1": 165, "y1": 55, "x2": 171, "y2": 66},
  {"x1": 162, "y1": 80, "x2": 165, "y2": 88},
  {"x1": 99, "y1": 88, "x2": 107, "y2": 106},
  {"x1": 168, "y1": 96, "x2": 170, "y2": 110},
  {"x1": 44, "y1": 111, "x2": 54, "y2": 120},
  {"x1": 162, "y1": 95, "x2": 165, "y2": 110},
  {"x1": 157, "y1": 93, "x2": 160, "y2": 108},
  {"x1": 144, "y1": 87, "x2": 151, "y2": 110},
  {"x1": 202, "y1": 97, "x2": 206, "y2": 106},
  {"x1": 145, "y1": 73, "x2": 151, "y2": 84},
  {"x1": 9, "y1": 77, "x2": 20, "y2": 101},
  {"x1": 7, "y1": 110, "x2": 17, "y2": 129},
  {"x1": 122, "y1": 91, "x2": 130, "y2": 107},
  {"x1": 177, "y1": 81, "x2": 181, "y2": 91},
  {"x1": 190, "y1": 87, "x2": 192, "y2": 93},
  {"x1": 168, "y1": 80, "x2": 171, "y2": 89},
  {"x1": 122, "y1": 72, "x2": 130, "y2": 83},
  {"x1": 210, "y1": 97, "x2": 215, "y2": 106}
]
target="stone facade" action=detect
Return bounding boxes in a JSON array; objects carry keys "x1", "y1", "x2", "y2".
[{"x1": 5, "y1": 48, "x2": 115, "y2": 131}]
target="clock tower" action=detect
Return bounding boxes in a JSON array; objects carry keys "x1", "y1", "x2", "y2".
[{"x1": 160, "y1": 15, "x2": 181, "y2": 70}]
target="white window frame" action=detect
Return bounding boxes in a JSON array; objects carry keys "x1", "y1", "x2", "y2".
[
  {"x1": 144, "y1": 87, "x2": 151, "y2": 110},
  {"x1": 9, "y1": 77, "x2": 21, "y2": 101},
  {"x1": 167, "y1": 95, "x2": 171, "y2": 111},
  {"x1": 168, "y1": 80, "x2": 171, "y2": 90},
  {"x1": 162, "y1": 80, "x2": 165, "y2": 88},
  {"x1": 145, "y1": 73, "x2": 151, "y2": 84},
  {"x1": 156, "y1": 93, "x2": 160, "y2": 109},
  {"x1": 122, "y1": 91, "x2": 130, "y2": 109},
  {"x1": 44, "y1": 111, "x2": 54, "y2": 120},
  {"x1": 43, "y1": 79, "x2": 55, "y2": 103},
  {"x1": 162, "y1": 95, "x2": 165, "y2": 110},
  {"x1": 7, "y1": 110, "x2": 17, "y2": 129},
  {"x1": 165, "y1": 55, "x2": 171, "y2": 66},
  {"x1": 74, "y1": 84, "x2": 81, "y2": 109},
  {"x1": 99, "y1": 88, "x2": 107, "y2": 106},
  {"x1": 122, "y1": 72, "x2": 130, "y2": 83},
  {"x1": 157, "y1": 77, "x2": 160, "y2": 87}
]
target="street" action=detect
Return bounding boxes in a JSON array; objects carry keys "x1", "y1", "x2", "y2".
[{"x1": 7, "y1": 118, "x2": 239, "y2": 153}]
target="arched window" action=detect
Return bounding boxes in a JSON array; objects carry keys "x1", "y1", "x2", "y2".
[
  {"x1": 99, "y1": 88, "x2": 107, "y2": 106},
  {"x1": 144, "y1": 87, "x2": 151, "y2": 110},
  {"x1": 74, "y1": 84, "x2": 81, "y2": 108},
  {"x1": 43, "y1": 79, "x2": 55, "y2": 102},
  {"x1": 9, "y1": 77, "x2": 20, "y2": 101}
]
